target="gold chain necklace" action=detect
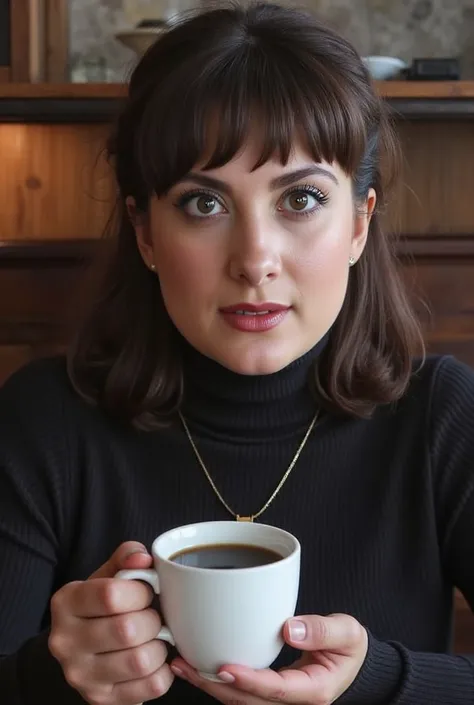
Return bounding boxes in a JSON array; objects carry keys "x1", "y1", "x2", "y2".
[{"x1": 178, "y1": 410, "x2": 318, "y2": 522}]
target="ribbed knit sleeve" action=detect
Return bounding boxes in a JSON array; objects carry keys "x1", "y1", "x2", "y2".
[
  {"x1": 338, "y1": 355, "x2": 474, "y2": 704},
  {"x1": 0, "y1": 359, "x2": 87, "y2": 704}
]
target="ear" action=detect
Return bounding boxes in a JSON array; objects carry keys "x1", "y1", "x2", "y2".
[
  {"x1": 125, "y1": 196, "x2": 154, "y2": 269},
  {"x1": 351, "y1": 188, "x2": 377, "y2": 263}
]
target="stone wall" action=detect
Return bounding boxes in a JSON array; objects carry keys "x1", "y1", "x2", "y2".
[{"x1": 70, "y1": 0, "x2": 474, "y2": 81}]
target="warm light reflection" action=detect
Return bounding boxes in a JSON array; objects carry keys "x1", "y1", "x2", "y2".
[
  {"x1": 0, "y1": 124, "x2": 28, "y2": 163},
  {"x1": 0, "y1": 123, "x2": 114, "y2": 239}
]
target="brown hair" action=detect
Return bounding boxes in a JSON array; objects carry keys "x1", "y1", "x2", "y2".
[{"x1": 68, "y1": 1, "x2": 423, "y2": 429}]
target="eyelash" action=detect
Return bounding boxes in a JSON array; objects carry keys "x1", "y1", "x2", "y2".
[
  {"x1": 174, "y1": 188, "x2": 222, "y2": 215},
  {"x1": 174, "y1": 184, "x2": 330, "y2": 220}
]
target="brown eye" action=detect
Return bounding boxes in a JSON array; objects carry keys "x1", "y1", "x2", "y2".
[
  {"x1": 178, "y1": 192, "x2": 226, "y2": 218},
  {"x1": 288, "y1": 192, "x2": 309, "y2": 211},
  {"x1": 279, "y1": 186, "x2": 327, "y2": 216},
  {"x1": 196, "y1": 196, "x2": 216, "y2": 214}
]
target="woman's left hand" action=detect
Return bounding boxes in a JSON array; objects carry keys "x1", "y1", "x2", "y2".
[{"x1": 171, "y1": 613, "x2": 368, "y2": 704}]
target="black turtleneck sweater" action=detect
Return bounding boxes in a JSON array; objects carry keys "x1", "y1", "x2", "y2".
[{"x1": 1, "y1": 344, "x2": 474, "y2": 704}]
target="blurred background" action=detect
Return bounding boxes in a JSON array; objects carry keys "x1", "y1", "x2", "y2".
[{"x1": 70, "y1": 0, "x2": 474, "y2": 83}]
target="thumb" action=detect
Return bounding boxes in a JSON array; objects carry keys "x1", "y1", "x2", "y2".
[
  {"x1": 284, "y1": 613, "x2": 366, "y2": 655},
  {"x1": 88, "y1": 541, "x2": 152, "y2": 580}
]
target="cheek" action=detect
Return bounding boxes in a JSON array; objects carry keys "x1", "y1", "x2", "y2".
[
  {"x1": 294, "y1": 214, "x2": 352, "y2": 295},
  {"x1": 153, "y1": 239, "x2": 218, "y2": 313}
]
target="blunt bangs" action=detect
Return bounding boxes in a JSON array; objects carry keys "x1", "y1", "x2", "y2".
[{"x1": 131, "y1": 16, "x2": 375, "y2": 201}]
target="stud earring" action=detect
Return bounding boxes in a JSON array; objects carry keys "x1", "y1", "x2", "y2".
[
  {"x1": 349, "y1": 256, "x2": 356, "y2": 267},
  {"x1": 150, "y1": 263, "x2": 156, "y2": 271}
]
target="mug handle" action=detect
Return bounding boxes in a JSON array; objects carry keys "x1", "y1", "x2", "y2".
[{"x1": 115, "y1": 569, "x2": 175, "y2": 646}]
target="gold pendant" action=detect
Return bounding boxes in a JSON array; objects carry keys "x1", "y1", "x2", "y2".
[{"x1": 236, "y1": 515, "x2": 253, "y2": 522}]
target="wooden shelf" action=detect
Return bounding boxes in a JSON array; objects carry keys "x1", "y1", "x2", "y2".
[
  {"x1": 2, "y1": 81, "x2": 474, "y2": 100},
  {"x1": 1, "y1": 81, "x2": 474, "y2": 122},
  {"x1": 0, "y1": 83, "x2": 126, "y2": 123},
  {"x1": 377, "y1": 81, "x2": 474, "y2": 99}
]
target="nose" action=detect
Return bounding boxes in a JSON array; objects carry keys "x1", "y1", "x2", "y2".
[{"x1": 228, "y1": 218, "x2": 282, "y2": 287}]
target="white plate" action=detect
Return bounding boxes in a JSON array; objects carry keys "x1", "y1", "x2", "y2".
[
  {"x1": 362, "y1": 56, "x2": 408, "y2": 80},
  {"x1": 115, "y1": 28, "x2": 167, "y2": 55}
]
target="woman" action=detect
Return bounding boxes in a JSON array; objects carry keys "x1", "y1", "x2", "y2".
[{"x1": 1, "y1": 2, "x2": 474, "y2": 704}]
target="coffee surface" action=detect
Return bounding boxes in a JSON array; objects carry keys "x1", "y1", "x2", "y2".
[{"x1": 169, "y1": 542, "x2": 282, "y2": 569}]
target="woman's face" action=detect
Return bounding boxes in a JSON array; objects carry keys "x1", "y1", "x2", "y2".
[{"x1": 131, "y1": 137, "x2": 375, "y2": 375}]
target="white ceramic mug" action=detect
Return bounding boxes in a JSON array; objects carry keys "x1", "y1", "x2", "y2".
[{"x1": 116, "y1": 520, "x2": 300, "y2": 680}]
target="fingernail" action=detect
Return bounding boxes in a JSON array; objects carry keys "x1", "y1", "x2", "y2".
[
  {"x1": 125, "y1": 546, "x2": 148, "y2": 558},
  {"x1": 218, "y1": 671, "x2": 235, "y2": 683},
  {"x1": 171, "y1": 665, "x2": 184, "y2": 678},
  {"x1": 289, "y1": 619, "x2": 307, "y2": 641}
]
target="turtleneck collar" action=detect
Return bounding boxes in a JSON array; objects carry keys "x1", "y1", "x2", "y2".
[{"x1": 181, "y1": 335, "x2": 328, "y2": 441}]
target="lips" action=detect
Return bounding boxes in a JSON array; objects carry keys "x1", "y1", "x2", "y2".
[
  {"x1": 219, "y1": 303, "x2": 290, "y2": 315},
  {"x1": 218, "y1": 303, "x2": 290, "y2": 333}
]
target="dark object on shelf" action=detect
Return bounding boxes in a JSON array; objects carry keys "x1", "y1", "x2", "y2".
[
  {"x1": 406, "y1": 58, "x2": 460, "y2": 81},
  {"x1": 0, "y1": 3, "x2": 11, "y2": 67}
]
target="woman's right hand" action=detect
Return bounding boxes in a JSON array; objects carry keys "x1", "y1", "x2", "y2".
[{"x1": 49, "y1": 541, "x2": 174, "y2": 705}]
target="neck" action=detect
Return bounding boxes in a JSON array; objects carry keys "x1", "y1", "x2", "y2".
[{"x1": 181, "y1": 337, "x2": 327, "y2": 440}]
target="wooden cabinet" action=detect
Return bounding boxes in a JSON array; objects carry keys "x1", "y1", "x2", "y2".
[
  {"x1": 0, "y1": 241, "x2": 86, "y2": 382},
  {"x1": 0, "y1": 1, "x2": 68, "y2": 83},
  {"x1": 0, "y1": 0, "x2": 38, "y2": 82},
  {"x1": 0, "y1": 123, "x2": 113, "y2": 240}
]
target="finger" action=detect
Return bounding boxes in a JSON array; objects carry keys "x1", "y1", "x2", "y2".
[
  {"x1": 284, "y1": 614, "x2": 365, "y2": 655},
  {"x1": 89, "y1": 542, "x2": 152, "y2": 580},
  {"x1": 112, "y1": 662, "x2": 174, "y2": 703},
  {"x1": 208, "y1": 663, "x2": 332, "y2": 704},
  {"x1": 67, "y1": 577, "x2": 154, "y2": 618},
  {"x1": 78, "y1": 607, "x2": 162, "y2": 652},
  {"x1": 171, "y1": 659, "x2": 239, "y2": 701},
  {"x1": 93, "y1": 639, "x2": 168, "y2": 683}
]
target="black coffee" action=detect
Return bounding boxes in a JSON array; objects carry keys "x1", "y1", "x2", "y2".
[{"x1": 169, "y1": 543, "x2": 282, "y2": 569}]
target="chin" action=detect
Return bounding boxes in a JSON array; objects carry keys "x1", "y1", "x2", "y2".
[{"x1": 215, "y1": 347, "x2": 300, "y2": 376}]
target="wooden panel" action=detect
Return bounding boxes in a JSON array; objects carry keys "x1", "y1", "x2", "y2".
[
  {"x1": 400, "y1": 258, "x2": 474, "y2": 368},
  {"x1": 0, "y1": 268, "x2": 81, "y2": 321},
  {"x1": 0, "y1": 243, "x2": 96, "y2": 353},
  {"x1": 406, "y1": 261, "x2": 474, "y2": 330},
  {"x1": 30, "y1": 0, "x2": 46, "y2": 83},
  {"x1": 0, "y1": 123, "x2": 114, "y2": 239},
  {"x1": 10, "y1": 0, "x2": 31, "y2": 82},
  {"x1": 0, "y1": 67, "x2": 10, "y2": 82},
  {"x1": 45, "y1": 0, "x2": 68, "y2": 83},
  {"x1": 387, "y1": 121, "x2": 474, "y2": 237},
  {"x1": 398, "y1": 236, "x2": 474, "y2": 258}
]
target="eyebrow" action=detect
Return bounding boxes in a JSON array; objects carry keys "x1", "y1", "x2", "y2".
[{"x1": 176, "y1": 165, "x2": 339, "y2": 194}]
